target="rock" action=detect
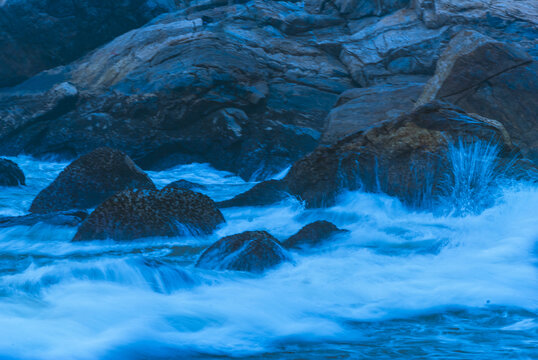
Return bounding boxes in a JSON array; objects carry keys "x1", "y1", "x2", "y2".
[
  {"x1": 417, "y1": 30, "x2": 538, "y2": 162},
  {"x1": 339, "y1": 9, "x2": 453, "y2": 86},
  {"x1": 321, "y1": 79, "x2": 426, "y2": 144},
  {"x1": 0, "y1": 0, "x2": 353, "y2": 180},
  {"x1": 73, "y1": 188, "x2": 225, "y2": 241},
  {"x1": 217, "y1": 180, "x2": 290, "y2": 208},
  {"x1": 283, "y1": 220, "x2": 349, "y2": 249},
  {"x1": 0, "y1": 210, "x2": 88, "y2": 228},
  {"x1": 0, "y1": 158, "x2": 25, "y2": 186},
  {"x1": 164, "y1": 179, "x2": 207, "y2": 191},
  {"x1": 305, "y1": 0, "x2": 410, "y2": 19},
  {"x1": 30, "y1": 147, "x2": 156, "y2": 214},
  {"x1": 283, "y1": 101, "x2": 526, "y2": 208},
  {"x1": 196, "y1": 231, "x2": 290, "y2": 272},
  {"x1": 0, "y1": 0, "x2": 178, "y2": 87}
]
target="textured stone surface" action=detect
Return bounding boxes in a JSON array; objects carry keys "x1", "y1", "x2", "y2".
[
  {"x1": 73, "y1": 188, "x2": 225, "y2": 241},
  {"x1": 30, "y1": 147, "x2": 156, "y2": 214},
  {"x1": 417, "y1": 30, "x2": 538, "y2": 161},
  {"x1": 196, "y1": 231, "x2": 290, "y2": 272}
]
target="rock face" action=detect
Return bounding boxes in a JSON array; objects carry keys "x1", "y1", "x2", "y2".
[
  {"x1": 73, "y1": 188, "x2": 225, "y2": 241},
  {"x1": 30, "y1": 148, "x2": 156, "y2": 214},
  {"x1": 196, "y1": 231, "x2": 290, "y2": 273},
  {"x1": 0, "y1": 0, "x2": 177, "y2": 87},
  {"x1": 321, "y1": 79, "x2": 425, "y2": 144},
  {"x1": 0, "y1": 0, "x2": 353, "y2": 180},
  {"x1": 0, "y1": 158, "x2": 25, "y2": 186},
  {"x1": 283, "y1": 221, "x2": 348, "y2": 249},
  {"x1": 417, "y1": 30, "x2": 538, "y2": 162},
  {"x1": 306, "y1": 0, "x2": 410, "y2": 19},
  {"x1": 284, "y1": 101, "x2": 520, "y2": 208}
]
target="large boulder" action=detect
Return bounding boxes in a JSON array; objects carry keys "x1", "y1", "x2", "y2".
[
  {"x1": 30, "y1": 147, "x2": 156, "y2": 214},
  {"x1": 0, "y1": 1, "x2": 353, "y2": 180},
  {"x1": 283, "y1": 101, "x2": 523, "y2": 208},
  {"x1": 196, "y1": 231, "x2": 290, "y2": 273},
  {"x1": 73, "y1": 188, "x2": 225, "y2": 241},
  {"x1": 0, "y1": 158, "x2": 25, "y2": 186},
  {"x1": 417, "y1": 30, "x2": 538, "y2": 162},
  {"x1": 164, "y1": 179, "x2": 207, "y2": 191},
  {"x1": 0, "y1": 0, "x2": 178, "y2": 88},
  {"x1": 321, "y1": 79, "x2": 425, "y2": 144},
  {"x1": 283, "y1": 221, "x2": 349, "y2": 249}
]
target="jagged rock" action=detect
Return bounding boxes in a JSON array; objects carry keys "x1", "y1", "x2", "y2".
[
  {"x1": 283, "y1": 220, "x2": 348, "y2": 249},
  {"x1": 164, "y1": 179, "x2": 207, "y2": 191},
  {"x1": 0, "y1": 158, "x2": 25, "y2": 186},
  {"x1": 196, "y1": 231, "x2": 290, "y2": 272},
  {"x1": 321, "y1": 79, "x2": 425, "y2": 144},
  {"x1": 217, "y1": 180, "x2": 290, "y2": 208},
  {"x1": 305, "y1": 0, "x2": 410, "y2": 19},
  {"x1": 73, "y1": 188, "x2": 225, "y2": 241},
  {"x1": 0, "y1": 210, "x2": 88, "y2": 228},
  {"x1": 30, "y1": 148, "x2": 156, "y2": 214},
  {"x1": 0, "y1": 0, "x2": 178, "y2": 87},
  {"x1": 339, "y1": 9, "x2": 453, "y2": 86},
  {"x1": 283, "y1": 101, "x2": 525, "y2": 208},
  {"x1": 0, "y1": 1, "x2": 353, "y2": 180},
  {"x1": 417, "y1": 30, "x2": 538, "y2": 162}
]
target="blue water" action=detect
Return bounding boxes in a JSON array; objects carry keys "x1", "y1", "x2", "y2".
[{"x1": 0, "y1": 156, "x2": 537, "y2": 359}]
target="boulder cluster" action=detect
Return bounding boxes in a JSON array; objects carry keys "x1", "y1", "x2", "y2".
[{"x1": 0, "y1": 0, "x2": 537, "y2": 272}]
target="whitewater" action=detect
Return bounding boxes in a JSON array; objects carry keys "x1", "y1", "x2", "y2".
[{"x1": 0, "y1": 156, "x2": 536, "y2": 359}]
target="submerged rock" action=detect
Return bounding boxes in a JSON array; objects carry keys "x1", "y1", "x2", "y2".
[
  {"x1": 73, "y1": 188, "x2": 225, "y2": 241},
  {"x1": 217, "y1": 180, "x2": 290, "y2": 208},
  {"x1": 196, "y1": 231, "x2": 290, "y2": 273},
  {"x1": 417, "y1": 30, "x2": 538, "y2": 162},
  {"x1": 30, "y1": 147, "x2": 156, "y2": 214},
  {"x1": 164, "y1": 179, "x2": 207, "y2": 191},
  {"x1": 0, "y1": 210, "x2": 88, "y2": 228},
  {"x1": 0, "y1": 158, "x2": 25, "y2": 186},
  {"x1": 283, "y1": 221, "x2": 349, "y2": 249}
]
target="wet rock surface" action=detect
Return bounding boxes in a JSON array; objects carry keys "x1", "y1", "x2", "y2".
[
  {"x1": 73, "y1": 188, "x2": 225, "y2": 241},
  {"x1": 283, "y1": 220, "x2": 349, "y2": 249},
  {"x1": 217, "y1": 180, "x2": 290, "y2": 208},
  {"x1": 283, "y1": 101, "x2": 528, "y2": 208},
  {"x1": 0, "y1": 158, "x2": 25, "y2": 186},
  {"x1": 30, "y1": 147, "x2": 156, "y2": 214},
  {"x1": 196, "y1": 231, "x2": 291, "y2": 273}
]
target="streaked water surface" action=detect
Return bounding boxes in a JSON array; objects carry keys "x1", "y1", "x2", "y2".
[{"x1": 0, "y1": 156, "x2": 536, "y2": 359}]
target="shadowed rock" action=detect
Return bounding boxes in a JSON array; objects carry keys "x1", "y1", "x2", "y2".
[
  {"x1": 196, "y1": 231, "x2": 291, "y2": 273},
  {"x1": 0, "y1": 210, "x2": 87, "y2": 228},
  {"x1": 0, "y1": 158, "x2": 25, "y2": 186},
  {"x1": 283, "y1": 221, "x2": 349, "y2": 249},
  {"x1": 73, "y1": 188, "x2": 225, "y2": 241},
  {"x1": 30, "y1": 147, "x2": 156, "y2": 214},
  {"x1": 0, "y1": 0, "x2": 178, "y2": 87}
]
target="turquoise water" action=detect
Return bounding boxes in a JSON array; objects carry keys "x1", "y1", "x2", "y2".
[{"x1": 0, "y1": 157, "x2": 536, "y2": 359}]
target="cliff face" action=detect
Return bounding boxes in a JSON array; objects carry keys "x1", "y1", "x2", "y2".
[{"x1": 0, "y1": 0, "x2": 536, "y2": 181}]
